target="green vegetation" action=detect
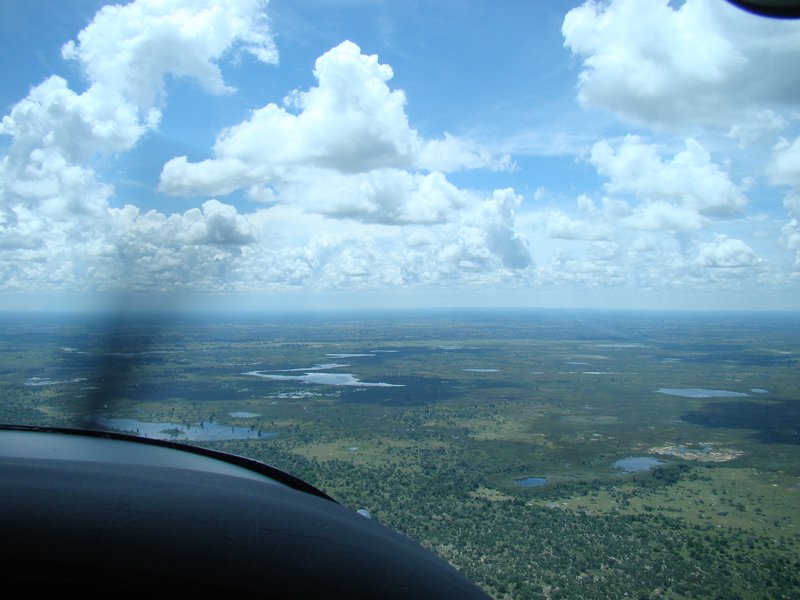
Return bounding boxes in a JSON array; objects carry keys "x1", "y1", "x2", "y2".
[{"x1": 1, "y1": 310, "x2": 799, "y2": 598}]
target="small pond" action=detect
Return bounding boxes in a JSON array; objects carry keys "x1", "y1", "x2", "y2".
[
  {"x1": 613, "y1": 457, "x2": 664, "y2": 472},
  {"x1": 513, "y1": 477, "x2": 548, "y2": 488}
]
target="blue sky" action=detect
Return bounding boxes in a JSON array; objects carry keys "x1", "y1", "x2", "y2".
[{"x1": 1, "y1": 0, "x2": 799, "y2": 311}]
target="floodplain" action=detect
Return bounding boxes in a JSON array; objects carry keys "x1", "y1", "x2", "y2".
[{"x1": 1, "y1": 309, "x2": 798, "y2": 598}]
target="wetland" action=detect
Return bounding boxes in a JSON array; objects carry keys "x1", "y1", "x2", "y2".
[{"x1": 1, "y1": 309, "x2": 798, "y2": 599}]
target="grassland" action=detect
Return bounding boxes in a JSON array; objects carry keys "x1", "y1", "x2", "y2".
[{"x1": 1, "y1": 309, "x2": 798, "y2": 598}]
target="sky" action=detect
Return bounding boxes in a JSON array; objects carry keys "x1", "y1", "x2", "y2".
[{"x1": 1, "y1": 0, "x2": 799, "y2": 312}]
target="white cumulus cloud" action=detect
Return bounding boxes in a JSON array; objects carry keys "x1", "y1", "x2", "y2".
[
  {"x1": 694, "y1": 234, "x2": 762, "y2": 268},
  {"x1": 591, "y1": 135, "x2": 747, "y2": 222},
  {"x1": 2, "y1": 0, "x2": 793, "y2": 306},
  {"x1": 61, "y1": 0, "x2": 277, "y2": 109},
  {"x1": 784, "y1": 191, "x2": 800, "y2": 219},
  {"x1": 0, "y1": 0, "x2": 279, "y2": 296},
  {"x1": 159, "y1": 41, "x2": 510, "y2": 198},
  {"x1": 769, "y1": 136, "x2": 800, "y2": 188},
  {"x1": 545, "y1": 211, "x2": 613, "y2": 240},
  {"x1": 2, "y1": 0, "x2": 277, "y2": 165},
  {"x1": 562, "y1": 0, "x2": 800, "y2": 130},
  {"x1": 622, "y1": 202, "x2": 708, "y2": 232},
  {"x1": 1, "y1": 0, "x2": 279, "y2": 226}
]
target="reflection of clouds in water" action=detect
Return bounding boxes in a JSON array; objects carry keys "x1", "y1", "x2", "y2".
[
  {"x1": 25, "y1": 377, "x2": 87, "y2": 387},
  {"x1": 244, "y1": 369, "x2": 403, "y2": 387},
  {"x1": 58, "y1": 347, "x2": 176, "y2": 358},
  {"x1": 267, "y1": 390, "x2": 324, "y2": 399},
  {"x1": 440, "y1": 346, "x2": 480, "y2": 351},
  {"x1": 272, "y1": 363, "x2": 349, "y2": 372},
  {"x1": 657, "y1": 388, "x2": 749, "y2": 398},
  {"x1": 594, "y1": 344, "x2": 646, "y2": 348},
  {"x1": 245, "y1": 351, "x2": 403, "y2": 387},
  {"x1": 581, "y1": 371, "x2": 632, "y2": 375}
]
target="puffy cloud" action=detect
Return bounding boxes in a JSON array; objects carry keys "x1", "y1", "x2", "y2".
[
  {"x1": 781, "y1": 219, "x2": 800, "y2": 251},
  {"x1": 157, "y1": 156, "x2": 254, "y2": 198},
  {"x1": 784, "y1": 191, "x2": 800, "y2": 219},
  {"x1": 591, "y1": 136, "x2": 747, "y2": 220},
  {"x1": 172, "y1": 40, "x2": 415, "y2": 182},
  {"x1": 562, "y1": 0, "x2": 800, "y2": 129},
  {"x1": 693, "y1": 234, "x2": 762, "y2": 268},
  {"x1": 0, "y1": 196, "x2": 258, "y2": 293},
  {"x1": 768, "y1": 136, "x2": 800, "y2": 188},
  {"x1": 61, "y1": 0, "x2": 277, "y2": 110},
  {"x1": 622, "y1": 202, "x2": 708, "y2": 232},
  {"x1": 2, "y1": 0, "x2": 276, "y2": 163},
  {"x1": 726, "y1": 110, "x2": 786, "y2": 145},
  {"x1": 268, "y1": 187, "x2": 532, "y2": 287},
  {"x1": 771, "y1": 142, "x2": 800, "y2": 273},
  {"x1": 0, "y1": 0, "x2": 277, "y2": 295},
  {"x1": 577, "y1": 195, "x2": 597, "y2": 214},
  {"x1": 417, "y1": 134, "x2": 514, "y2": 173},
  {"x1": 537, "y1": 230, "x2": 771, "y2": 294},
  {"x1": 110, "y1": 200, "x2": 255, "y2": 250},
  {"x1": 159, "y1": 41, "x2": 509, "y2": 197},
  {"x1": 562, "y1": 1, "x2": 796, "y2": 292},
  {"x1": 179, "y1": 200, "x2": 255, "y2": 246},
  {"x1": 0, "y1": 77, "x2": 146, "y2": 162},
  {"x1": 273, "y1": 169, "x2": 466, "y2": 225},
  {"x1": 157, "y1": 40, "x2": 528, "y2": 281},
  {"x1": 538, "y1": 249, "x2": 627, "y2": 288},
  {"x1": 0, "y1": 0, "x2": 277, "y2": 216},
  {"x1": 0, "y1": 3, "x2": 533, "y2": 299},
  {"x1": 241, "y1": 199, "x2": 532, "y2": 292},
  {"x1": 4, "y1": 0, "x2": 792, "y2": 305},
  {"x1": 780, "y1": 219, "x2": 800, "y2": 276},
  {"x1": 1, "y1": 148, "x2": 113, "y2": 216},
  {"x1": 0, "y1": 181, "x2": 533, "y2": 296},
  {"x1": 544, "y1": 211, "x2": 613, "y2": 240},
  {"x1": 480, "y1": 189, "x2": 531, "y2": 269}
]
